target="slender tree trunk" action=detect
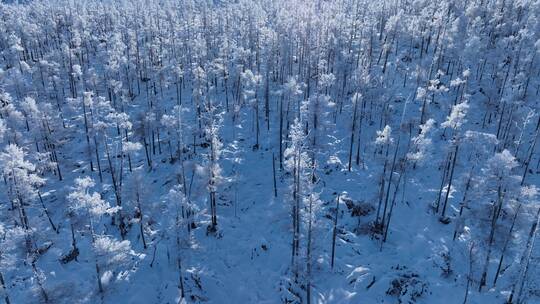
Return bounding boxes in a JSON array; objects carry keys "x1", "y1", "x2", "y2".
[
  {"x1": 38, "y1": 192, "x2": 58, "y2": 233},
  {"x1": 176, "y1": 229, "x2": 185, "y2": 301},
  {"x1": 381, "y1": 137, "x2": 401, "y2": 231},
  {"x1": 306, "y1": 195, "x2": 313, "y2": 304},
  {"x1": 382, "y1": 169, "x2": 404, "y2": 247},
  {"x1": 331, "y1": 193, "x2": 340, "y2": 269},
  {"x1": 441, "y1": 144, "x2": 459, "y2": 218},
  {"x1": 521, "y1": 130, "x2": 538, "y2": 185},
  {"x1": 95, "y1": 262, "x2": 103, "y2": 295},
  {"x1": 31, "y1": 260, "x2": 49, "y2": 303},
  {"x1": 436, "y1": 153, "x2": 452, "y2": 213},
  {"x1": 493, "y1": 204, "x2": 521, "y2": 286},
  {"x1": 375, "y1": 145, "x2": 390, "y2": 228},
  {"x1": 82, "y1": 99, "x2": 94, "y2": 172},
  {"x1": 509, "y1": 207, "x2": 540, "y2": 303},
  {"x1": 348, "y1": 95, "x2": 359, "y2": 171},
  {"x1": 105, "y1": 142, "x2": 125, "y2": 238},
  {"x1": 143, "y1": 136, "x2": 152, "y2": 168},
  {"x1": 89, "y1": 219, "x2": 104, "y2": 296},
  {"x1": 463, "y1": 243, "x2": 475, "y2": 304},
  {"x1": 94, "y1": 135, "x2": 103, "y2": 183},
  {"x1": 0, "y1": 271, "x2": 11, "y2": 304},
  {"x1": 272, "y1": 153, "x2": 277, "y2": 197},
  {"x1": 479, "y1": 186, "x2": 505, "y2": 291},
  {"x1": 70, "y1": 221, "x2": 79, "y2": 261},
  {"x1": 279, "y1": 97, "x2": 284, "y2": 169},
  {"x1": 355, "y1": 99, "x2": 365, "y2": 166},
  {"x1": 137, "y1": 190, "x2": 147, "y2": 249},
  {"x1": 453, "y1": 168, "x2": 474, "y2": 240}
]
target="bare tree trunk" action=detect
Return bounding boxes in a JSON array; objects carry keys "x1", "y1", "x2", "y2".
[
  {"x1": 176, "y1": 230, "x2": 185, "y2": 301},
  {"x1": 82, "y1": 98, "x2": 94, "y2": 172},
  {"x1": 435, "y1": 153, "x2": 452, "y2": 213},
  {"x1": 0, "y1": 271, "x2": 11, "y2": 304},
  {"x1": 381, "y1": 137, "x2": 401, "y2": 231},
  {"x1": 355, "y1": 98, "x2": 365, "y2": 166},
  {"x1": 375, "y1": 145, "x2": 390, "y2": 228},
  {"x1": 306, "y1": 195, "x2": 313, "y2": 304},
  {"x1": 93, "y1": 135, "x2": 103, "y2": 183},
  {"x1": 348, "y1": 95, "x2": 359, "y2": 171},
  {"x1": 479, "y1": 186, "x2": 505, "y2": 291},
  {"x1": 463, "y1": 242, "x2": 475, "y2": 304},
  {"x1": 331, "y1": 193, "x2": 340, "y2": 269},
  {"x1": 453, "y1": 168, "x2": 474, "y2": 240},
  {"x1": 143, "y1": 136, "x2": 152, "y2": 168},
  {"x1": 38, "y1": 191, "x2": 58, "y2": 233},
  {"x1": 105, "y1": 142, "x2": 126, "y2": 238},
  {"x1": 255, "y1": 95, "x2": 260, "y2": 149},
  {"x1": 382, "y1": 168, "x2": 404, "y2": 248},
  {"x1": 441, "y1": 144, "x2": 459, "y2": 218},
  {"x1": 70, "y1": 222, "x2": 79, "y2": 261},
  {"x1": 493, "y1": 204, "x2": 521, "y2": 287},
  {"x1": 95, "y1": 262, "x2": 103, "y2": 295},
  {"x1": 265, "y1": 70, "x2": 270, "y2": 131},
  {"x1": 272, "y1": 153, "x2": 277, "y2": 197},
  {"x1": 31, "y1": 260, "x2": 49, "y2": 303},
  {"x1": 279, "y1": 96, "x2": 284, "y2": 169},
  {"x1": 88, "y1": 218, "x2": 104, "y2": 297},
  {"x1": 521, "y1": 129, "x2": 538, "y2": 185},
  {"x1": 137, "y1": 190, "x2": 147, "y2": 249},
  {"x1": 509, "y1": 207, "x2": 540, "y2": 304}
]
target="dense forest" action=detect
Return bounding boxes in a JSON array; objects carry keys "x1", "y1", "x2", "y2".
[{"x1": 0, "y1": 0, "x2": 539, "y2": 303}]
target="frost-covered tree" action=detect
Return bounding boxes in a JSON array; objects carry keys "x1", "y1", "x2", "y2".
[
  {"x1": 67, "y1": 176, "x2": 121, "y2": 294},
  {"x1": 0, "y1": 223, "x2": 27, "y2": 304},
  {"x1": 242, "y1": 69, "x2": 262, "y2": 149},
  {"x1": 161, "y1": 105, "x2": 186, "y2": 162},
  {"x1": 441, "y1": 100, "x2": 469, "y2": 137},
  {"x1": 0, "y1": 119, "x2": 6, "y2": 143},
  {"x1": 203, "y1": 99, "x2": 224, "y2": 231},
  {"x1": 303, "y1": 165, "x2": 323, "y2": 304},
  {"x1": 373, "y1": 124, "x2": 394, "y2": 231},
  {"x1": 92, "y1": 235, "x2": 142, "y2": 294},
  {"x1": 284, "y1": 98, "x2": 311, "y2": 280},
  {"x1": 0, "y1": 144, "x2": 44, "y2": 231},
  {"x1": 280, "y1": 76, "x2": 303, "y2": 168},
  {"x1": 478, "y1": 149, "x2": 520, "y2": 291},
  {"x1": 407, "y1": 118, "x2": 435, "y2": 167},
  {"x1": 166, "y1": 183, "x2": 199, "y2": 300},
  {"x1": 436, "y1": 99, "x2": 470, "y2": 218}
]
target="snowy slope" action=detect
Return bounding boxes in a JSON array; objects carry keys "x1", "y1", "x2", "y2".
[{"x1": 0, "y1": 0, "x2": 539, "y2": 304}]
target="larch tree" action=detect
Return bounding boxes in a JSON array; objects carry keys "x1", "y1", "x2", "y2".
[{"x1": 67, "y1": 176, "x2": 134, "y2": 296}]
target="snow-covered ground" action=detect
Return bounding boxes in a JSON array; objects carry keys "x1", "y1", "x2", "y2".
[{"x1": 0, "y1": 0, "x2": 539, "y2": 303}]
